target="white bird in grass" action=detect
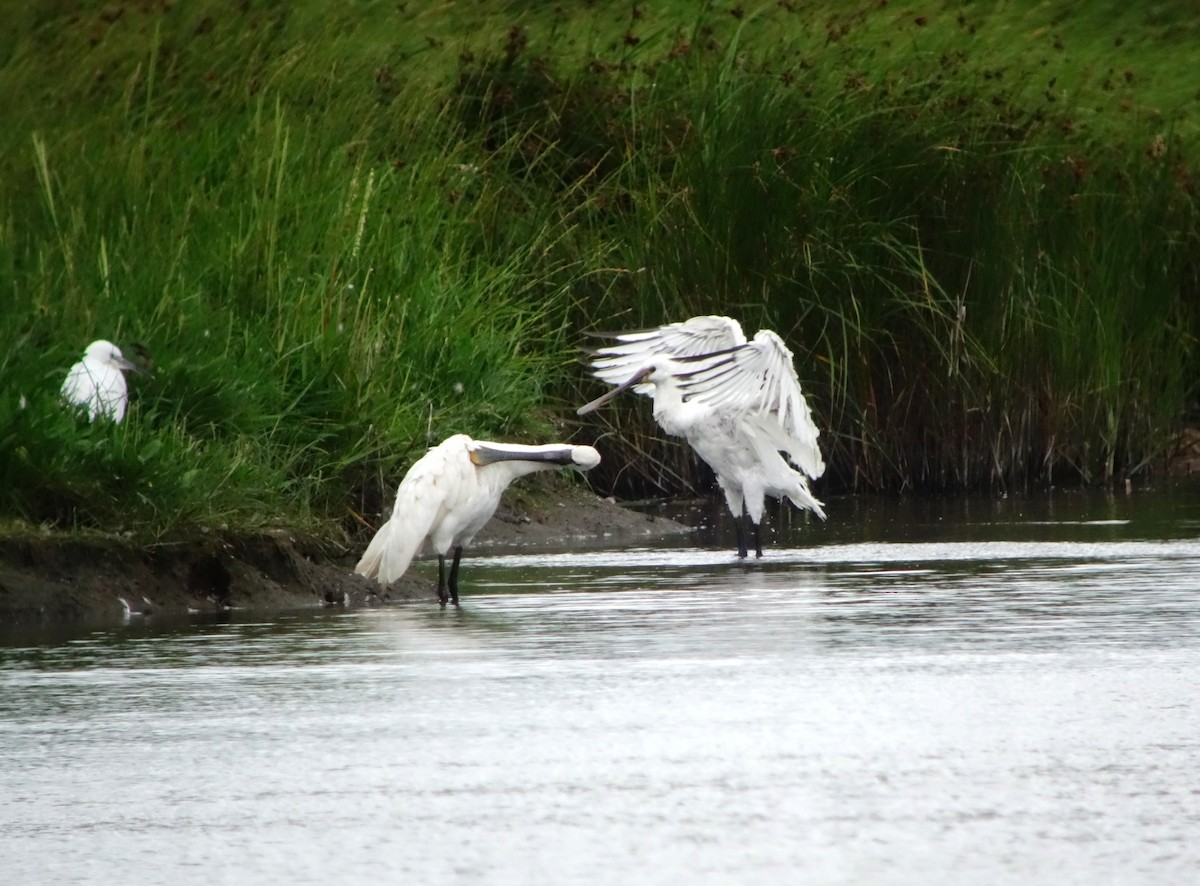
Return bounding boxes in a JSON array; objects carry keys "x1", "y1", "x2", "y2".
[
  {"x1": 577, "y1": 315, "x2": 826, "y2": 559},
  {"x1": 355, "y1": 434, "x2": 601, "y2": 606},
  {"x1": 61, "y1": 339, "x2": 138, "y2": 423}
]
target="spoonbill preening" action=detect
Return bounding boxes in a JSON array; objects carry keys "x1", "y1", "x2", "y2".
[
  {"x1": 61, "y1": 339, "x2": 139, "y2": 423},
  {"x1": 578, "y1": 315, "x2": 825, "y2": 558},
  {"x1": 355, "y1": 434, "x2": 601, "y2": 606}
]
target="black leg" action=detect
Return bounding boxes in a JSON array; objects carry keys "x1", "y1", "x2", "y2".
[
  {"x1": 437, "y1": 555, "x2": 449, "y2": 607},
  {"x1": 753, "y1": 520, "x2": 763, "y2": 559},
  {"x1": 448, "y1": 546, "x2": 463, "y2": 606},
  {"x1": 735, "y1": 514, "x2": 748, "y2": 559}
]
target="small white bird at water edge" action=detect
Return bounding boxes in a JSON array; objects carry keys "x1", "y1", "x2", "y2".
[
  {"x1": 118, "y1": 596, "x2": 154, "y2": 619},
  {"x1": 61, "y1": 339, "x2": 139, "y2": 423},
  {"x1": 578, "y1": 314, "x2": 826, "y2": 559},
  {"x1": 355, "y1": 434, "x2": 601, "y2": 607}
]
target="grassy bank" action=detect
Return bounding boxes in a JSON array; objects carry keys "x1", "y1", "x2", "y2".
[{"x1": 1, "y1": 1, "x2": 1197, "y2": 539}]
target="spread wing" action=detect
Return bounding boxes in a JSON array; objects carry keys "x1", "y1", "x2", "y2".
[
  {"x1": 587, "y1": 315, "x2": 747, "y2": 392},
  {"x1": 676, "y1": 330, "x2": 825, "y2": 480}
]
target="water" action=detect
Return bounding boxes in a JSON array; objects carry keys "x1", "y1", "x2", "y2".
[{"x1": 3, "y1": 488, "x2": 1200, "y2": 884}]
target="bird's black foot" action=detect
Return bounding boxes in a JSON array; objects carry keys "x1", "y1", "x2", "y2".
[{"x1": 735, "y1": 514, "x2": 755, "y2": 560}]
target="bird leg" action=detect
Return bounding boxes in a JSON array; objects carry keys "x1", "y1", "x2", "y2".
[
  {"x1": 437, "y1": 555, "x2": 449, "y2": 607},
  {"x1": 447, "y1": 546, "x2": 463, "y2": 606},
  {"x1": 734, "y1": 512, "x2": 764, "y2": 559}
]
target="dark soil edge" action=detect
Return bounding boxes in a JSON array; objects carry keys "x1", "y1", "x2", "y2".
[{"x1": 0, "y1": 483, "x2": 691, "y2": 627}]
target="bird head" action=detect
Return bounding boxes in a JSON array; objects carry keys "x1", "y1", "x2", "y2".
[
  {"x1": 85, "y1": 340, "x2": 139, "y2": 373},
  {"x1": 568, "y1": 445, "x2": 602, "y2": 470}
]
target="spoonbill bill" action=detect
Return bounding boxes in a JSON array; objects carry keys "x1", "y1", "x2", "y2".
[
  {"x1": 61, "y1": 339, "x2": 138, "y2": 423},
  {"x1": 355, "y1": 434, "x2": 601, "y2": 606},
  {"x1": 577, "y1": 315, "x2": 825, "y2": 558}
]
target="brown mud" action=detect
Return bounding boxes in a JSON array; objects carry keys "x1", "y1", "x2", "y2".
[{"x1": 0, "y1": 483, "x2": 690, "y2": 627}]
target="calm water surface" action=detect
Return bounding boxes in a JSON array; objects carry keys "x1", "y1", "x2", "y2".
[{"x1": 2, "y1": 488, "x2": 1200, "y2": 884}]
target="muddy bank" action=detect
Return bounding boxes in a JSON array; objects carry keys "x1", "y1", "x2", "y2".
[{"x1": 0, "y1": 483, "x2": 690, "y2": 627}]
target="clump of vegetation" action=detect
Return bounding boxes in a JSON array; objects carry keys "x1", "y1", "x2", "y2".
[{"x1": 1, "y1": 1, "x2": 1196, "y2": 538}]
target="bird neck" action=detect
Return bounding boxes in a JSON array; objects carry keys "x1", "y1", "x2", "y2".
[
  {"x1": 477, "y1": 460, "x2": 558, "y2": 494},
  {"x1": 650, "y1": 381, "x2": 694, "y2": 434},
  {"x1": 471, "y1": 444, "x2": 579, "y2": 489}
]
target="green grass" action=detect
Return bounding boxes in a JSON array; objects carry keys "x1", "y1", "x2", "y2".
[{"x1": 1, "y1": 1, "x2": 1197, "y2": 538}]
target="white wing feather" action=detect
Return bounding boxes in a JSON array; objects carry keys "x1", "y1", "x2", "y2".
[
  {"x1": 589, "y1": 315, "x2": 746, "y2": 391},
  {"x1": 674, "y1": 330, "x2": 825, "y2": 480},
  {"x1": 355, "y1": 443, "x2": 459, "y2": 585},
  {"x1": 61, "y1": 365, "x2": 99, "y2": 416},
  {"x1": 62, "y1": 360, "x2": 128, "y2": 422}
]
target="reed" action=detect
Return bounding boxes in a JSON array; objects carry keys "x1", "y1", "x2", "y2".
[
  {"x1": 547, "y1": 2, "x2": 1200, "y2": 495},
  {"x1": 1, "y1": 1, "x2": 1196, "y2": 538}
]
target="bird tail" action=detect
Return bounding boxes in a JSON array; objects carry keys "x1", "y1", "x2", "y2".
[
  {"x1": 745, "y1": 423, "x2": 828, "y2": 521},
  {"x1": 784, "y1": 480, "x2": 827, "y2": 521},
  {"x1": 354, "y1": 513, "x2": 426, "y2": 586},
  {"x1": 747, "y1": 410, "x2": 825, "y2": 481}
]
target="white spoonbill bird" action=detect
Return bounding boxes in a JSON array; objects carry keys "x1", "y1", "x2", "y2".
[
  {"x1": 578, "y1": 315, "x2": 825, "y2": 559},
  {"x1": 355, "y1": 434, "x2": 601, "y2": 606},
  {"x1": 61, "y1": 339, "x2": 138, "y2": 423}
]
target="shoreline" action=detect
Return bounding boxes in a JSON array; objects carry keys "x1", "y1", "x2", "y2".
[{"x1": 0, "y1": 483, "x2": 691, "y2": 628}]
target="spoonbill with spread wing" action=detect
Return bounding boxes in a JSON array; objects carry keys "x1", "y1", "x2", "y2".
[
  {"x1": 355, "y1": 434, "x2": 601, "y2": 606},
  {"x1": 577, "y1": 315, "x2": 825, "y2": 558},
  {"x1": 61, "y1": 339, "x2": 139, "y2": 423}
]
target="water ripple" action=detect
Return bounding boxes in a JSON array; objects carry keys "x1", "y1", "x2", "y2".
[{"x1": 3, "y1": 506, "x2": 1200, "y2": 885}]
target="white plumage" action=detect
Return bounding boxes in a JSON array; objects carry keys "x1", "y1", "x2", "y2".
[
  {"x1": 355, "y1": 434, "x2": 601, "y2": 605},
  {"x1": 118, "y1": 596, "x2": 154, "y2": 620},
  {"x1": 579, "y1": 315, "x2": 825, "y2": 558},
  {"x1": 61, "y1": 339, "x2": 138, "y2": 423}
]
